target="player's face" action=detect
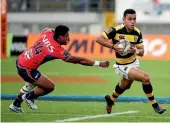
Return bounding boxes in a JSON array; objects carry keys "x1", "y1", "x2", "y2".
[
  {"x1": 59, "y1": 32, "x2": 70, "y2": 45},
  {"x1": 63, "y1": 32, "x2": 70, "y2": 45},
  {"x1": 123, "y1": 14, "x2": 136, "y2": 30}
]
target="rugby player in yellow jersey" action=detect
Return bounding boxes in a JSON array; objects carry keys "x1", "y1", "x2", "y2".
[{"x1": 96, "y1": 9, "x2": 166, "y2": 114}]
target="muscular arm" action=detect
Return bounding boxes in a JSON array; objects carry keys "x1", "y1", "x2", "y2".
[
  {"x1": 135, "y1": 32, "x2": 144, "y2": 57},
  {"x1": 96, "y1": 36, "x2": 114, "y2": 49},
  {"x1": 96, "y1": 27, "x2": 120, "y2": 51},
  {"x1": 64, "y1": 55, "x2": 95, "y2": 66},
  {"x1": 64, "y1": 55, "x2": 109, "y2": 67},
  {"x1": 96, "y1": 36, "x2": 122, "y2": 53}
]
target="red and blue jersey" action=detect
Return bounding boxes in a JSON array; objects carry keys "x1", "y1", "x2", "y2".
[{"x1": 18, "y1": 29, "x2": 71, "y2": 69}]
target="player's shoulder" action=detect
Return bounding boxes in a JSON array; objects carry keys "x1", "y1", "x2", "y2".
[
  {"x1": 114, "y1": 24, "x2": 124, "y2": 31},
  {"x1": 105, "y1": 24, "x2": 124, "y2": 34},
  {"x1": 42, "y1": 28, "x2": 54, "y2": 35},
  {"x1": 134, "y1": 27, "x2": 141, "y2": 35},
  {"x1": 43, "y1": 28, "x2": 54, "y2": 32}
]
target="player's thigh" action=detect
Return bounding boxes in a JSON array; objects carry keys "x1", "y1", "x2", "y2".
[
  {"x1": 128, "y1": 67, "x2": 149, "y2": 83},
  {"x1": 16, "y1": 63, "x2": 54, "y2": 89},
  {"x1": 32, "y1": 74, "x2": 55, "y2": 90}
]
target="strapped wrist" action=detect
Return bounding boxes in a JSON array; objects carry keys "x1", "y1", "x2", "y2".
[
  {"x1": 93, "y1": 61, "x2": 100, "y2": 66},
  {"x1": 135, "y1": 49, "x2": 140, "y2": 55}
]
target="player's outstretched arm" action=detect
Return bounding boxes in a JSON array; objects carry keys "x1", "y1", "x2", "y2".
[{"x1": 64, "y1": 55, "x2": 110, "y2": 68}]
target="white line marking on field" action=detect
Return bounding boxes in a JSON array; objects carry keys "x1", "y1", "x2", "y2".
[
  {"x1": 56, "y1": 110, "x2": 138, "y2": 122},
  {"x1": 117, "y1": 115, "x2": 170, "y2": 119}
]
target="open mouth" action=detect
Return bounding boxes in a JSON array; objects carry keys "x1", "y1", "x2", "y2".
[{"x1": 131, "y1": 25, "x2": 135, "y2": 28}]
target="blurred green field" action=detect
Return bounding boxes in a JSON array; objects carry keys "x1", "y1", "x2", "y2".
[{"x1": 1, "y1": 57, "x2": 170, "y2": 122}]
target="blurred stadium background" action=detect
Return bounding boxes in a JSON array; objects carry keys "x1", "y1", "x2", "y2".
[{"x1": 1, "y1": 0, "x2": 170, "y2": 122}]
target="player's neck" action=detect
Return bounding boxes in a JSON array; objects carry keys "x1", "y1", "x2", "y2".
[
  {"x1": 53, "y1": 36, "x2": 62, "y2": 45},
  {"x1": 125, "y1": 27, "x2": 133, "y2": 33},
  {"x1": 56, "y1": 40, "x2": 62, "y2": 45}
]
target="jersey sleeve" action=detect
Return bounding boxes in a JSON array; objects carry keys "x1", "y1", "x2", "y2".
[
  {"x1": 62, "y1": 49, "x2": 71, "y2": 60},
  {"x1": 136, "y1": 32, "x2": 144, "y2": 47},
  {"x1": 101, "y1": 27, "x2": 116, "y2": 40}
]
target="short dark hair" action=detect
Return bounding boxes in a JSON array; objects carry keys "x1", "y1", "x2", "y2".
[
  {"x1": 54, "y1": 25, "x2": 69, "y2": 40},
  {"x1": 123, "y1": 9, "x2": 136, "y2": 17}
]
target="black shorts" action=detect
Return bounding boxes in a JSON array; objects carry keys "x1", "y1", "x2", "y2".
[{"x1": 16, "y1": 60, "x2": 41, "y2": 83}]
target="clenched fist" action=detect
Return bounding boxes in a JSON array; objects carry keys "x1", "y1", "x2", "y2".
[{"x1": 99, "y1": 61, "x2": 110, "y2": 68}]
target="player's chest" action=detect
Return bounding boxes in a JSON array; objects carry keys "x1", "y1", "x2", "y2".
[{"x1": 114, "y1": 33, "x2": 139, "y2": 43}]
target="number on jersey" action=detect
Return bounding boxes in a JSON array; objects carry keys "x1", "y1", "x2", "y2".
[{"x1": 33, "y1": 42, "x2": 43, "y2": 55}]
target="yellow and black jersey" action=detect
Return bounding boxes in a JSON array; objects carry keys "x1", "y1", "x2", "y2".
[{"x1": 101, "y1": 24, "x2": 144, "y2": 65}]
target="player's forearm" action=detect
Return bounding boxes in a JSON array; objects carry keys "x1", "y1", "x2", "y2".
[
  {"x1": 65, "y1": 55, "x2": 95, "y2": 66},
  {"x1": 79, "y1": 58, "x2": 95, "y2": 66},
  {"x1": 65, "y1": 55, "x2": 109, "y2": 67},
  {"x1": 96, "y1": 36, "x2": 114, "y2": 49}
]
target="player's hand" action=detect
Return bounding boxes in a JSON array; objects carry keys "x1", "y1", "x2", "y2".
[
  {"x1": 113, "y1": 44, "x2": 125, "y2": 56},
  {"x1": 99, "y1": 61, "x2": 110, "y2": 68},
  {"x1": 113, "y1": 43, "x2": 120, "y2": 52},
  {"x1": 113, "y1": 43, "x2": 124, "y2": 54},
  {"x1": 128, "y1": 46, "x2": 136, "y2": 54}
]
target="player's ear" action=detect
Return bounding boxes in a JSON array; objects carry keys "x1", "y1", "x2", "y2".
[
  {"x1": 122, "y1": 17, "x2": 125, "y2": 22},
  {"x1": 59, "y1": 35, "x2": 63, "y2": 39}
]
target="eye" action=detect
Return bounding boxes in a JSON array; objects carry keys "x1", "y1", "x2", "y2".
[{"x1": 128, "y1": 18, "x2": 132, "y2": 21}]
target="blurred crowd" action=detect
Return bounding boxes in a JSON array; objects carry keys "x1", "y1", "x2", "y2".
[{"x1": 8, "y1": 0, "x2": 115, "y2": 12}]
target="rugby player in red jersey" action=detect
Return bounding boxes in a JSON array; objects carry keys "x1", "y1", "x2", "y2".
[{"x1": 9, "y1": 25, "x2": 110, "y2": 113}]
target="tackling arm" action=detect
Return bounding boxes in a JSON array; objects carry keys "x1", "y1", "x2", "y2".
[
  {"x1": 64, "y1": 55, "x2": 109, "y2": 67},
  {"x1": 65, "y1": 55, "x2": 95, "y2": 66}
]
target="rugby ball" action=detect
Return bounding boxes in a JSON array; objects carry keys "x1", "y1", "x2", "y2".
[{"x1": 118, "y1": 39, "x2": 131, "y2": 56}]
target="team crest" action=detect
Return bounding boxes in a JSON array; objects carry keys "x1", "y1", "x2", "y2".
[
  {"x1": 119, "y1": 35, "x2": 125, "y2": 39},
  {"x1": 134, "y1": 36, "x2": 138, "y2": 42}
]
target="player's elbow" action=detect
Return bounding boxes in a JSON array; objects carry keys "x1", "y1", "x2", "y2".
[
  {"x1": 96, "y1": 36, "x2": 105, "y2": 42},
  {"x1": 96, "y1": 37, "x2": 101, "y2": 44}
]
